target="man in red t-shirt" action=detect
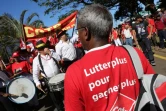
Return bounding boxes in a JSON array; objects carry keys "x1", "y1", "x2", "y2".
[
  {"x1": 6, "y1": 52, "x2": 32, "y2": 77},
  {"x1": 144, "y1": 15, "x2": 159, "y2": 50},
  {"x1": 155, "y1": 15, "x2": 166, "y2": 49},
  {"x1": 64, "y1": 4, "x2": 155, "y2": 111}
]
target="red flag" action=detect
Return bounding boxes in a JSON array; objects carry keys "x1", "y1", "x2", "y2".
[
  {"x1": 23, "y1": 11, "x2": 77, "y2": 40},
  {"x1": 20, "y1": 38, "x2": 26, "y2": 50}
]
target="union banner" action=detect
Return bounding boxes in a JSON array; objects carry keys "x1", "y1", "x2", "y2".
[{"x1": 23, "y1": 11, "x2": 77, "y2": 40}]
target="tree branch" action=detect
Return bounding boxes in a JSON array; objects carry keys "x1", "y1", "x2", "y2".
[{"x1": 79, "y1": 0, "x2": 92, "y2": 5}]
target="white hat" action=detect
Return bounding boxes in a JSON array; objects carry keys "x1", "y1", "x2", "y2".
[
  {"x1": 132, "y1": 21, "x2": 135, "y2": 24},
  {"x1": 143, "y1": 13, "x2": 149, "y2": 17},
  {"x1": 157, "y1": 9, "x2": 161, "y2": 11}
]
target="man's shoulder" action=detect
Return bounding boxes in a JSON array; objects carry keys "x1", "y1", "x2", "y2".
[
  {"x1": 33, "y1": 55, "x2": 39, "y2": 62},
  {"x1": 55, "y1": 42, "x2": 62, "y2": 47},
  {"x1": 132, "y1": 23, "x2": 137, "y2": 29},
  {"x1": 66, "y1": 60, "x2": 82, "y2": 77},
  {"x1": 68, "y1": 60, "x2": 81, "y2": 69}
]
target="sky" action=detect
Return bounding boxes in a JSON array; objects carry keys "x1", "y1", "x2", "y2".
[
  {"x1": 0, "y1": 0, "x2": 82, "y2": 36},
  {"x1": 0, "y1": 0, "x2": 60, "y2": 27},
  {"x1": 0, "y1": 0, "x2": 159, "y2": 36}
]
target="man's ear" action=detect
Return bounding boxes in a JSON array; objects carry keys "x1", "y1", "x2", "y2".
[{"x1": 85, "y1": 27, "x2": 91, "y2": 41}]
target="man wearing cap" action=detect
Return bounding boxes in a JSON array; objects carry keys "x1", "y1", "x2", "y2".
[
  {"x1": 132, "y1": 15, "x2": 156, "y2": 66},
  {"x1": 6, "y1": 51, "x2": 32, "y2": 77},
  {"x1": 55, "y1": 31, "x2": 77, "y2": 72},
  {"x1": 33, "y1": 40, "x2": 61, "y2": 86},
  {"x1": 32, "y1": 40, "x2": 64, "y2": 111}
]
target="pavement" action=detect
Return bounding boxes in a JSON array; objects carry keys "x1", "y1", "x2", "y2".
[
  {"x1": 36, "y1": 48, "x2": 166, "y2": 111},
  {"x1": 153, "y1": 48, "x2": 166, "y2": 75}
]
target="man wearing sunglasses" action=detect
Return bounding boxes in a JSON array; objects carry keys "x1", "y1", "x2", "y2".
[{"x1": 64, "y1": 4, "x2": 155, "y2": 111}]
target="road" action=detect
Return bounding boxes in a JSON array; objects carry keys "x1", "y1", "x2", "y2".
[
  {"x1": 36, "y1": 48, "x2": 166, "y2": 111},
  {"x1": 153, "y1": 48, "x2": 166, "y2": 75}
]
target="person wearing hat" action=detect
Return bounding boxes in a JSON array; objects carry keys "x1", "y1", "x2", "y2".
[
  {"x1": 32, "y1": 40, "x2": 64, "y2": 111},
  {"x1": 6, "y1": 51, "x2": 32, "y2": 76},
  {"x1": 26, "y1": 45, "x2": 37, "y2": 65},
  {"x1": 55, "y1": 31, "x2": 77, "y2": 72},
  {"x1": 33, "y1": 40, "x2": 61, "y2": 86},
  {"x1": 132, "y1": 14, "x2": 156, "y2": 66},
  {"x1": 157, "y1": 8, "x2": 163, "y2": 18}
]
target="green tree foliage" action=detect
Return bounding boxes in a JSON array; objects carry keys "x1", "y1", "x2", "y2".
[
  {"x1": 58, "y1": 10, "x2": 76, "y2": 22},
  {"x1": 0, "y1": 14, "x2": 20, "y2": 62},
  {"x1": 31, "y1": 0, "x2": 159, "y2": 20},
  {"x1": 158, "y1": 0, "x2": 166, "y2": 9},
  {"x1": 0, "y1": 10, "x2": 45, "y2": 62}
]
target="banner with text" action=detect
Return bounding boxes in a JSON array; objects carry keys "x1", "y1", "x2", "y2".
[{"x1": 23, "y1": 11, "x2": 77, "y2": 40}]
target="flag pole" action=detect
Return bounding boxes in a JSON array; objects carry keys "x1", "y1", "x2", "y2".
[
  {"x1": 71, "y1": 26, "x2": 75, "y2": 37},
  {"x1": 22, "y1": 24, "x2": 26, "y2": 43},
  {"x1": 71, "y1": 16, "x2": 77, "y2": 37}
]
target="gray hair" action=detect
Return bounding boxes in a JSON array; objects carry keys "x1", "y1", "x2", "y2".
[{"x1": 77, "y1": 4, "x2": 113, "y2": 41}]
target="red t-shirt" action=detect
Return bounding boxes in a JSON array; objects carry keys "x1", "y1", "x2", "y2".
[
  {"x1": 112, "y1": 30, "x2": 118, "y2": 40},
  {"x1": 64, "y1": 44, "x2": 155, "y2": 111},
  {"x1": 155, "y1": 20, "x2": 165, "y2": 30},
  {"x1": 6, "y1": 61, "x2": 32, "y2": 75},
  {"x1": 147, "y1": 19, "x2": 156, "y2": 34}
]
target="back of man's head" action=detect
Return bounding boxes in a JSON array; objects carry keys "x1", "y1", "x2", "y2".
[{"x1": 77, "y1": 4, "x2": 113, "y2": 41}]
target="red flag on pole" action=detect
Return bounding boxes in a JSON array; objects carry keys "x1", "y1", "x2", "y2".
[{"x1": 20, "y1": 38, "x2": 26, "y2": 50}]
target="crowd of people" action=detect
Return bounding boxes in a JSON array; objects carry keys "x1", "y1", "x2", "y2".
[
  {"x1": 111, "y1": 9, "x2": 166, "y2": 66},
  {"x1": 0, "y1": 3, "x2": 165, "y2": 111},
  {"x1": 0, "y1": 30, "x2": 84, "y2": 111}
]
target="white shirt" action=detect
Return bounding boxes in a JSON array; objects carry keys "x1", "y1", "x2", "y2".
[
  {"x1": 55, "y1": 40, "x2": 76, "y2": 61},
  {"x1": 123, "y1": 28, "x2": 132, "y2": 38},
  {"x1": 69, "y1": 34, "x2": 78, "y2": 44},
  {"x1": 33, "y1": 50, "x2": 61, "y2": 86}
]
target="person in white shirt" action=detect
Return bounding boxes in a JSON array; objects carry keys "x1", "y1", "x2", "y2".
[
  {"x1": 123, "y1": 24, "x2": 133, "y2": 46},
  {"x1": 69, "y1": 33, "x2": 79, "y2": 44},
  {"x1": 33, "y1": 40, "x2": 60, "y2": 87},
  {"x1": 55, "y1": 31, "x2": 77, "y2": 72},
  {"x1": 33, "y1": 40, "x2": 64, "y2": 111}
]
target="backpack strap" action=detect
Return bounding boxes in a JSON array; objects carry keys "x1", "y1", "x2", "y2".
[
  {"x1": 38, "y1": 54, "x2": 63, "y2": 74},
  {"x1": 38, "y1": 55, "x2": 47, "y2": 77},
  {"x1": 123, "y1": 45, "x2": 165, "y2": 111},
  {"x1": 122, "y1": 45, "x2": 144, "y2": 79}
]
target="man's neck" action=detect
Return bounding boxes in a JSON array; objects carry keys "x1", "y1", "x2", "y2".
[
  {"x1": 87, "y1": 40, "x2": 108, "y2": 51},
  {"x1": 40, "y1": 52, "x2": 46, "y2": 56}
]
